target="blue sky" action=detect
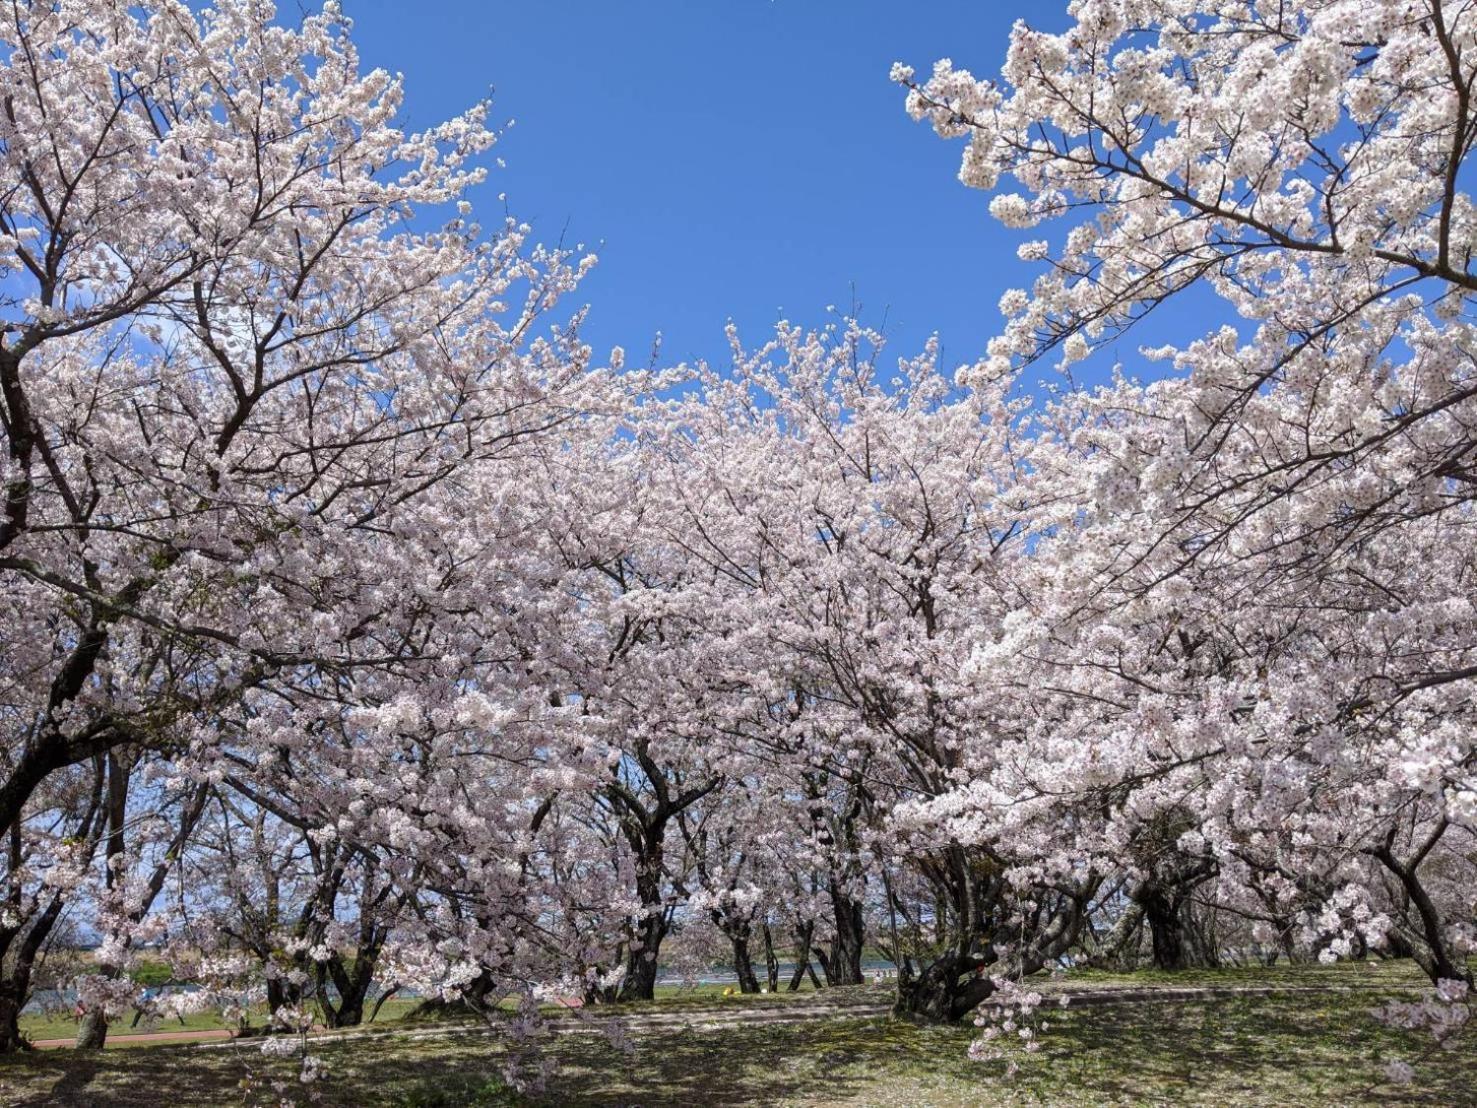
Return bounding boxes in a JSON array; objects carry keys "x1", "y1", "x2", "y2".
[{"x1": 343, "y1": 1, "x2": 1073, "y2": 378}]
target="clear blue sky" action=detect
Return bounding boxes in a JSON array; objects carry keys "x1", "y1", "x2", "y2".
[{"x1": 343, "y1": 1, "x2": 1072, "y2": 376}]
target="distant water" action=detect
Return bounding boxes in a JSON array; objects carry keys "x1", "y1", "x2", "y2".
[{"x1": 656, "y1": 958, "x2": 896, "y2": 987}]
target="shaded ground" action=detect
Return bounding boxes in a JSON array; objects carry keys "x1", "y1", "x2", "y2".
[
  {"x1": 15, "y1": 982, "x2": 801, "y2": 1046},
  {"x1": 0, "y1": 962, "x2": 1469, "y2": 1106},
  {"x1": 15, "y1": 998, "x2": 426, "y2": 1045}
]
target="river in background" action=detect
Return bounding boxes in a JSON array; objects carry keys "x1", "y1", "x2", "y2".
[{"x1": 656, "y1": 957, "x2": 897, "y2": 987}]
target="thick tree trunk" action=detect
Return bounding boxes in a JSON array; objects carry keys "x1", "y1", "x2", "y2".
[
  {"x1": 1185, "y1": 906, "x2": 1221, "y2": 969},
  {"x1": 814, "y1": 943, "x2": 832, "y2": 983},
  {"x1": 412, "y1": 969, "x2": 501, "y2": 1017},
  {"x1": 1134, "y1": 886, "x2": 1219, "y2": 971},
  {"x1": 324, "y1": 993, "x2": 365, "y2": 1028},
  {"x1": 618, "y1": 882, "x2": 668, "y2": 1002},
  {"x1": 266, "y1": 976, "x2": 305, "y2": 1017},
  {"x1": 827, "y1": 889, "x2": 866, "y2": 986},
  {"x1": 891, "y1": 952, "x2": 995, "y2": 1023},
  {"x1": 3, "y1": 842, "x2": 94, "y2": 1054},
  {"x1": 0, "y1": 984, "x2": 31, "y2": 1052},
  {"x1": 1087, "y1": 901, "x2": 1144, "y2": 970},
  {"x1": 761, "y1": 923, "x2": 780, "y2": 992},
  {"x1": 894, "y1": 869, "x2": 1091, "y2": 1024},
  {"x1": 320, "y1": 964, "x2": 372, "y2": 1028},
  {"x1": 730, "y1": 933, "x2": 760, "y2": 994},
  {"x1": 619, "y1": 937, "x2": 662, "y2": 1002},
  {"x1": 787, "y1": 920, "x2": 815, "y2": 991},
  {"x1": 1139, "y1": 887, "x2": 1188, "y2": 971}
]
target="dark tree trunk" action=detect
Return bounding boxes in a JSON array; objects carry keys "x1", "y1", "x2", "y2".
[
  {"x1": 320, "y1": 953, "x2": 378, "y2": 1028},
  {"x1": 891, "y1": 952, "x2": 996, "y2": 1023},
  {"x1": 762, "y1": 923, "x2": 780, "y2": 992},
  {"x1": 731, "y1": 933, "x2": 760, "y2": 994},
  {"x1": 1372, "y1": 841, "x2": 1473, "y2": 987},
  {"x1": 324, "y1": 993, "x2": 365, "y2": 1028},
  {"x1": 412, "y1": 968, "x2": 501, "y2": 1017},
  {"x1": 827, "y1": 889, "x2": 866, "y2": 986},
  {"x1": 1135, "y1": 885, "x2": 1219, "y2": 971},
  {"x1": 1185, "y1": 906, "x2": 1221, "y2": 969},
  {"x1": 266, "y1": 976, "x2": 305, "y2": 1016},
  {"x1": 618, "y1": 871, "x2": 668, "y2": 1003},
  {"x1": 1, "y1": 924, "x2": 58, "y2": 1053},
  {"x1": 893, "y1": 866, "x2": 1091, "y2": 1024},
  {"x1": 814, "y1": 943, "x2": 833, "y2": 984},
  {"x1": 788, "y1": 920, "x2": 815, "y2": 991},
  {"x1": 0, "y1": 984, "x2": 30, "y2": 1052},
  {"x1": 2, "y1": 769, "x2": 106, "y2": 1054},
  {"x1": 619, "y1": 935, "x2": 663, "y2": 1002},
  {"x1": 583, "y1": 977, "x2": 623, "y2": 1006},
  {"x1": 1139, "y1": 887, "x2": 1188, "y2": 971}
]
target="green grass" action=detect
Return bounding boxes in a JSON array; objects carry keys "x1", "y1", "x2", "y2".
[
  {"x1": 0, "y1": 964, "x2": 1469, "y2": 1106},
  {"x1": 16, "y1": 981, "x2": 813, "y2": 1043},
  {"x1": 1052, "y1": 957, "x2": 1420, "y2": 989}
]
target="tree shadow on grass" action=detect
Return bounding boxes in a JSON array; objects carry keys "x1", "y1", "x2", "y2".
[
  {"x1": 3, "y1": 990, "x2": 1474, "y2": 1107},
  {"x1": 1, "y1": 1043, "x2": 248, "y2": 1107},
  {"x1": 1014, "y1": 994, "x2": 1477, "y2": 1107}
]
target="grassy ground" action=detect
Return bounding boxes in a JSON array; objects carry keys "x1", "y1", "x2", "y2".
[
  {"x1": 0, "y1": 963, "x2": 1470, "y2": 1106},
  {"x1": 16, "y1": 998, "x2": 427, "y2": 1043},
  {"x1": 16, "y1": 980, "x2": 827, "y2": 1043}
]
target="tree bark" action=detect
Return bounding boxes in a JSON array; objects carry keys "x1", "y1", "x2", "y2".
[
  {"x1": 787, "y1": 919, "x2": 815, "y2": 991},
  {"x1": 761, "y1": 923, "x2": 780, "y2": 992},
  {"x1": 0, "y1": 985, "x2": 30, "y2": 1053},
  {"x1": 827, "y1": 888, "x2": 866, "y2": 986},
  {"x1": 618, "y1": 864, "x2": 668, "y2": 1002},
  {"x1": 892, "y1": 952, "x2": 997, "y2": 1022},
  {"x1": 1138, "y1": 886, "x2": 1188, "y2": 971},
  {"x1": 320, "y1": 953, "x2": 379, "y2": 1028},
  {"x1": 731, "y1": 934, "x2": 760, "y2": 994},
  {"x1": 1087, "y1": 901, "x2": 1144, "y2": 970}
]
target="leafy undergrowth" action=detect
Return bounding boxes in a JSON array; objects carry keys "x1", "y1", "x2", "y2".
[{"x1": 0, "y1": 967, "x2": 1468, "y2": 1106}]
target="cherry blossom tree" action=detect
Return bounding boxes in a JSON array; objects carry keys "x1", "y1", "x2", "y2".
[
  {"x1": 894, "y1": 0, "x2": 1477, "y2": 1030},
  {"x1": 0, "y1": 0, "x2": 596, "y2": 1050},
  {"x1": 627, "y1": 319, "x2": 1098, "y2": 1022}
]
